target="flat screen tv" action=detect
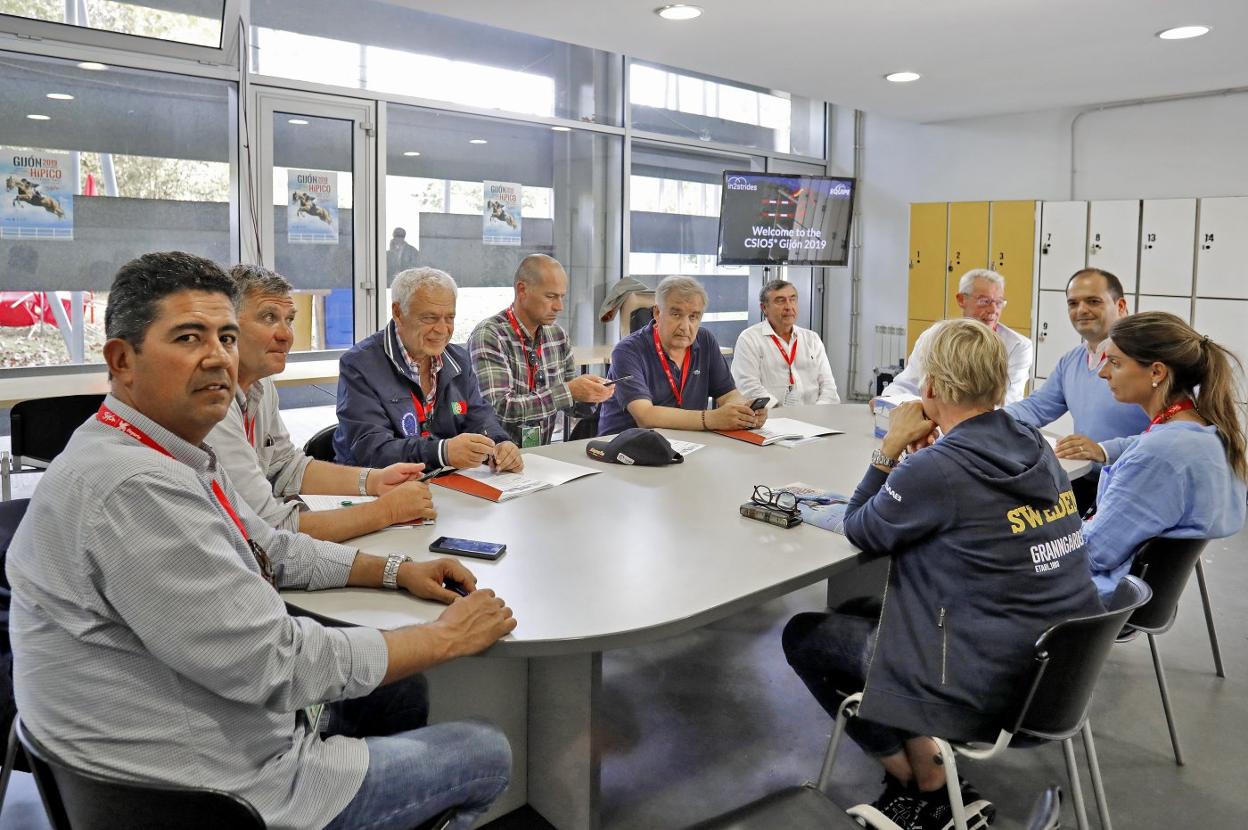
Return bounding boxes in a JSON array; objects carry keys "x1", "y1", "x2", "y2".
[{"x1": 716, "y1": 171, "x2": 855, "y2": 266}]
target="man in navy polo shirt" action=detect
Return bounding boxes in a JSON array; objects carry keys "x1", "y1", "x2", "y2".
[{"x1": 598, "y1": 275, "x2": 766, "y2": 435}]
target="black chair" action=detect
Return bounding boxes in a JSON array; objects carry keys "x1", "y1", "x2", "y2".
[
  {"x1": 0, "y1": 498, "x2": 30, "y2": 816},
  {"x1": 303, "y1": 424, "x2": 337, "y2": 462},
  {"x1": 17, "y1": 717, "x2": 265, "y2": 829},
  {"x1": 820, "y1": 576, "x2": 1150, "y2": 830},
  {"x1": 2, "y1": 394, "x2": 104, "y2": 500},
  {"x1": 1120, "y1": 537, "x2": 1219, "y2": 766}
]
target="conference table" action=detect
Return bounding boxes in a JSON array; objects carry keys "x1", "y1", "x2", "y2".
[{"x1": 282, "y1": 404, "x2": 1091, "y2": 829}]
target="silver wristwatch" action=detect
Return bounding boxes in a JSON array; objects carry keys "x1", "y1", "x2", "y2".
[
  {"x1": 358, "y1": 467, "x2": 372, "y2": 496},
  {"x1": 382, "y1": 552, "x2": 406, "y2": 589},
  {"x1": 870, "y1": 448, "x2": 899, "y2": 469}
]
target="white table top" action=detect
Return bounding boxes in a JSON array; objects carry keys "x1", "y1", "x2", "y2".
[{"x1": 283, "y1": 405, "x2": 1092, "y2": 657}]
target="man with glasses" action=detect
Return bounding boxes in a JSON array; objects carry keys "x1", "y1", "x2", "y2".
[
  {"x1": 879, "y1": 269, "x2": 1032, "y2": 405},
  {"x1": 334, "y1": 267, "x2": 524, "y2": 473}
]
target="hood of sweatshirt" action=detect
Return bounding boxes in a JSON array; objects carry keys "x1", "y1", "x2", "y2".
[{"x1": 926, "y1": 408, "x2": 1066, "y2": 505}]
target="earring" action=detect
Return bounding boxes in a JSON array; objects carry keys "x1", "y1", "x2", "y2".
[{"x1": 1152, "y1": 381, "x2": 1158, "y2": 388}]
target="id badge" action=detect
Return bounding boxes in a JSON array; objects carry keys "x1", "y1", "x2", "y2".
[
  {"x1": 522, "y1": 425, "x2": 542, "y2": 448},
  {"x1": 783, "y1": 386, "x2": 800, "y2": 407}
]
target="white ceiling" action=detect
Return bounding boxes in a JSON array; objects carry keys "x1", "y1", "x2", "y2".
[{"x1": 395, "y1": 0, "x2": 1248, "y2": 123}]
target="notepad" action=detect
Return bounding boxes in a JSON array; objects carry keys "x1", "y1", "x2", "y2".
[
  {"x1": 298, "y1": 494, "x2": 435, "y2": 526},
  {"x1": 716, "y1": 417, "x2": 843, "y2": 447},
  {"x1": 431, "y1": 453, "x2": 601, "y2": 502}
]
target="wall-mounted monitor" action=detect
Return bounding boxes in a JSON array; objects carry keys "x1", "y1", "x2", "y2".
[{"x1": 716, "y1": 171, "x2": 855, "y2": 267}]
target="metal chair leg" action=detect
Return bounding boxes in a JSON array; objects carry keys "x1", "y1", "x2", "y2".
[
  {"x1": 1081, "y1": 720, "x2": 1112, "y2": 830},
  {"x1": 1193, "y1": 560, "x2": 1225, "y2": 678},
  {"x1": 1147, "y1": 634, "x2": 1185, "y2": 765},
  {"x1": 0, "y1": 718, "x2": 20, "y2": 817},
  {"x1": 817, "y1": 692, "x2": 861, "y2": 790},
  {"x1": 934, "y1": 738, "x2": 969, "y2": 830},
  {"x1": 1062, "y1": 737, "x2": 1091, "y2": 830}
]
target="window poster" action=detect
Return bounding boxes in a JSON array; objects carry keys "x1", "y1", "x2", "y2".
[
  {"x1": 2, "y1": 148, "x2": 74, "y2": 241},
  {"x1": 287, "y1": 169, "x2": 339, "y2": 244},
  {"x1": 482, "y1": 180, "x2": 522, "y2": 246}
]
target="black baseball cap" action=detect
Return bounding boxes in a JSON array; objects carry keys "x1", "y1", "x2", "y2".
[{"x1": 585, "y1": 428, "x2": 684, "y2": 466}]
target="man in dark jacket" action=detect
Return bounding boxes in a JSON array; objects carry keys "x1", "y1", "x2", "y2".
[
  {"x1": 783, "y1": 319, "x2": 1102, "y2": 829},
  {"x1": 333, "y1": 267, "x2": 522, "y2": 473}
]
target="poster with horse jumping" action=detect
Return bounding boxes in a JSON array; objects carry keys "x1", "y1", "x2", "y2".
[
  {"x1": 287, "y1": 168, "x2": 339, "y2": 244},
  {"x1": 2, "y1": 148, "x2": 74, "y2": 241}
]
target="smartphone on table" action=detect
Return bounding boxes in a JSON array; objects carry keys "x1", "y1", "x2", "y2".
[
  {"x1": 749, "y1": 397, "x2": 770, "y2": 411},
  {"x1": 429, "y1": 536, "x2": 507, "y2": 560}
]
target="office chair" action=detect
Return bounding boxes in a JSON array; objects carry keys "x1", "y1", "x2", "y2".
[
  {"x1": 1119, "y1": 537, "x2": 1219, "y2": 765},
  {"x1": 820, "y1": 577, "x2": 1150, "y2": 830},
  {"x1": 2, "y1": 394, "x2": 104, "y2": 500},
  {"x1": 303, "y1": 424, "x2": 337, "y2": 462},
  {"x1": 0, "y1": 498, "x2": 30, "y2": 816}
]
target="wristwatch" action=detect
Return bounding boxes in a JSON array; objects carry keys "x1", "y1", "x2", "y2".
[
  {"x1": 382, "y1": 552, "x2": 406, "y2": 590},
  {"x1": 870, "y1": 448, "x2": 899, "y2": 469},
  {"x1": 358, "y1": 467, "x2": 372, "y2": 496}
]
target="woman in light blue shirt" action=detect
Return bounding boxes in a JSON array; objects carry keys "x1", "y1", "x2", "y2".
[{"x1": 1081, "y1": 312, "x2": 1247, "y2": 599}]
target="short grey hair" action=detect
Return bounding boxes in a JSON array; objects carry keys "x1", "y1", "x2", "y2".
[
  {"x1": 655, "y1": 275, "x2": 708, "y2": 309},
  {"x1": 393, "y1": 267, "x2": 457, "y2": 314},
  {"x1": 759, "y1": 278, "x2": 796, "y2": 306},
  {"x1": 228, "y1": 263, "x2": 292, "y2": 310},
  {"x1": 515, "y1": 253, "x2": 562, "y2": 286},
  {"x1": 957, "y1": 268, "x2": 1006, "y2": 295}
]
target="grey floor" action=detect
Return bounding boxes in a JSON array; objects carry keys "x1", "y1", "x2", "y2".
[{"x1": 3, "y1": 408, "x2": 1245, "y2": 829}]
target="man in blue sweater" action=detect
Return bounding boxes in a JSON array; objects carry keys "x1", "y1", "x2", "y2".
[{"x1": 1006, "y1": 269, "x2": 1149, "y2": 513}]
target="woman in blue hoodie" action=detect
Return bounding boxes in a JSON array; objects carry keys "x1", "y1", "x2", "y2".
[{"x1": 783, "y1": 319, "x2": 1103, "y2": 829}]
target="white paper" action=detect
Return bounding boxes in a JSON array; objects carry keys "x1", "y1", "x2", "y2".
[
  {"x1": 667, "y1": 439, "x2": 705, "y2": 456},
  {"x1": 298, "y1": 494, "x2": 434, "y2": 526},
  {"x1": 459, "y1": 453, "x2": 601, "y2": 501},
  {"x1": 754, "y1": 417, "x2": 843, "y2": 443}
]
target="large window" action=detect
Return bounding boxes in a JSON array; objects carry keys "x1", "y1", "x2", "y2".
[
  {"x1": 630, "y1": 60, "x2": 824, "y2": 157},
  {"x1": 384, "y1": 104, "x2": 622, "y2": 346},
  {"x1": 0, "y1": 50, "x2": 235, "y2": 369},
  {"x1": 251, "y1": 0, "x2": 622, "y2": 127},
  {"x1": 0, "y1": 0, "x2": 227, "y2": 48}
]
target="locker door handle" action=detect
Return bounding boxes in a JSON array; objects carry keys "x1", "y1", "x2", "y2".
[
  {"x1": 1041, "y1": 243, "x2": 1051, "y2": 254},
  {"x1": 1090, "y1": 243, "x2": 1102, "y2": 253},
  {"x1": 1038, "y1": 321, "x2": 1048, "y2": 343},
  {"x1": 1144, "y1": 244, "x2": 1154, "y2": 250},
  {"x1": 1202, "y1": 244, "x2": 1212, "y2": 251}
]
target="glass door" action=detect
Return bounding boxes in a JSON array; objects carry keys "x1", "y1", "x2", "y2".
[{"x1": 250, "y1": 88, "x2": 375, "y2": 351}]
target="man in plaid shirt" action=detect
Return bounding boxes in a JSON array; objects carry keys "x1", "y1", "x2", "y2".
[{"x1": 469, "y1": 255, "x2": 613, "y2": 447}]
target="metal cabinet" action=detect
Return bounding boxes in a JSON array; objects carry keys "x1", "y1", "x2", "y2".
[
  {"x1": 1087, "y1": 200, "x2": 1140, "y2": 294},
  {"x1": 1195, "y1": 196, "x2": 1248, "y2": 300},
  {"x1": 1037, "y1": 201, "x2": 1087, "y2": 291},
  {"x1": 1033, "y1": 289, "x2": 1082, "y2": 380},
  {"x1": 1138, "y1": 198, "x2": 1197, "y2": 297},
  {"x1": 1136, "y1": 294, "x2": 1192, "y2": 322}
]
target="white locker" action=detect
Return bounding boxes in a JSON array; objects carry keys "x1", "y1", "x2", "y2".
[
  {"x1": 1195, "y1": 196, "x2": 1248, "y2": 299},
  {"x1": 1037, "y1": 201, "x2": 1087, "y2": 290},
  {"x1": 1136, "y1": 295, "x2": 1192, "y2": 322},
  {"x1": 1193, "y1": 299, "x2": 1248, "y2": 402},
  {"x1": 1087, "y1": 200, "x2": 1140, "y2": 293},
  {"x1": 1033, "y1": 289, "x2": 1082, "y2": 380},
  {"x1": 1138, "y1": 198, "x2": 1197, "y2": 297}
]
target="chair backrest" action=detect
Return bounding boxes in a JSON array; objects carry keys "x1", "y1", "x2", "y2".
[
  {"x1": 11, "y1": 395, "x2": 105, "y2": 463},
  {"x1": 303, "y1": 424, "x2": 337, "y2": 463},
  {"x1": 0, "y1": 499, "x2": 31, "y2": 741},
  {"x1": 17, "y1": 719, "x2": 265, "y2": 830},
  {"x1": 1012, "y1": 576, "x2": 1152, "y2": 739},
  {"x1": 1126, "y1": 537, "x2": 1210, "y2": 634}
]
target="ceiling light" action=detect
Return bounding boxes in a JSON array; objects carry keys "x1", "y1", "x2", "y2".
[
  {"x1": 77, "y1": 61, "x2": 107, "y2": 71},
  {"x1": 551, "y1": 126, "x2": 572, "y2": 132},
  {"x1": 287, "y1": 118, "x2": 309, "y2": 125},
  {"x1": 26, "y1": 114, "x2": 51, "y2": 121},
  {"x1": 469, "y1": 138, "x2": 488, "y2": 144},
  {"x1": 403, "y1": 150, "x2": 421, "y2": 157},
  {"x1": 46, "y1": 93, "x2": 75, "y2": 101},
  {"x1": 885, "y1": 71, "x2": 922, "y2": 83},
  {"x1": 656, "y1": 4, "x2": 702, "y2": 20},
  {"x1": 1156, "y1": 25, "x2": 1210, "y2": 40}
]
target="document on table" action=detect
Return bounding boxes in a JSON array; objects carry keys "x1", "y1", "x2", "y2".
[
  {"x1": 716, "y1": 417, "x2": 843, "y2": 447},
  {"x1": 298, "y1": 494, "x2": 435, "y2": 526},
  {"x1": 667, "y1": 439, "x2": 705, "y2": 456},
  {"x1": 432, "y1": 453, "x2": 601, "y2": 502}
]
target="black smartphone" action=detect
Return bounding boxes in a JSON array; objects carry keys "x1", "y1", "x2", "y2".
[
  {"x1": 429, "y1": 536, "x2": 507, "y2": 560},
  {"x1": 749, "y1": 396, "x2": 770, "y2": 411}
]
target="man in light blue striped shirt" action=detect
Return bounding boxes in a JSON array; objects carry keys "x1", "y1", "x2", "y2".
[{"x1": 7, "y1": 252, "x2": 516, "y2": 830}]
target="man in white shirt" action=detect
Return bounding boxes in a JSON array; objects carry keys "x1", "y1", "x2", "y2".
[
  {"x1": 732, "y1": 280, "x2": 840, "y2": 407},
  {"x1": 880, "y1": 269, "x2": 1032, "y2": 406}
]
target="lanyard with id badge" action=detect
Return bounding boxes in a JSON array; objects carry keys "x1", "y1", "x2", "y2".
[{"x1": 506, "y1": 307, "x2": 546, "y2": 448}]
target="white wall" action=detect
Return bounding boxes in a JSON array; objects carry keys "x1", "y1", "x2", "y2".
[{"x1": 827, "y1": 91, "x2": 1248, "y2": 399}]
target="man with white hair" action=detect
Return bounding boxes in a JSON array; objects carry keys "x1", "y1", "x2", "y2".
[
  {"x1": 597, "y1": 275, "x2": 767, "y2": 434},
  {"x1": 334, "y1": 267, "x2": 523, "y2": 472},
  {"x1": 880, "y1": 269, "x2": 1032, "y2": 405}
]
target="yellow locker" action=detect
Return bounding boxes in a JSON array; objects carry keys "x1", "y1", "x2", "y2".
[
  {"x1": 906, "y1": 318, "x2": 939, "y2": 356},
  {"x1": 908, "y1": 203, "x2": 948, "y2": 323},
  {"x1": 945, "y1": 202, "x2": 991, "y2": 317},
  {"x1": 991, "y1": 200, "x2": 1036, "y2": 335}
]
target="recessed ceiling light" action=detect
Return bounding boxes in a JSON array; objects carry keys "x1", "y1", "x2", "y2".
[
  {"x1": 885, "y1": 71, "x2": 922, "y2": 83},
  {"x1": 46, "y1": 93, "x2": 75, "y2": 101},
  {"x1": 1157, "y1": 25, "x2": 1210, "y2": 40},
  {"x1": 469, "y1": 138, "x2": 488, "y2": 145},
  {"x1": 287, "y1": 118, "x2": 309, "y2": 125},
  {"x1": 656, "y1": 4, "x2": 703, "y2": 20},
  {"x1": 403, "y1": 150, "x2": 421, "y2": 157},
  {"x1": 26, "y1": 114, "x2": 51, "y2": 121},
  {"x1": 77, "y1": 61, "x2": 107, "y2": 71},
  {"x1": 551, "y1": 126, "x2": 572, "y2": 132}
]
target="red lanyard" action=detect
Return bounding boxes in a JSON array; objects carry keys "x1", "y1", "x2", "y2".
[
  {"x1": 652, "y1": 325, "x2": 691, "y2": 406},
  {"x1": 505, "y1": 306, "x2": 543, "y2": 392},
  {"x1": 96, "y1": 403, "x2": 274, "y2": 585},
  {"x1": 768, "y1": 333, "x2": 798, "y2": 387},
  {"x1": 1147, "y1": 398, "x2": 1196, "y2": 432},
  {"x1": 410, "y1": 390, "x2": 436, "y2": 438},
  {"x1": 242, "y1": 409, "x2": 256, "y2": 448}
]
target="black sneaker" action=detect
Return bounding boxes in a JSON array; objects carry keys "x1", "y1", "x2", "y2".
[{"x1": 914, "y1": 778, "x2": 996, "y2": 828}]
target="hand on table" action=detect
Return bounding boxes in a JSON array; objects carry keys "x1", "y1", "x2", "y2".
[
  {"x1": 370, "y1": 462, "x2": 426, "y2": 495},
  {"x1": 435, "y1": 588, "x2": 517, "y2": 657},
  {"x1": 705, "y1": 403, "x2": 757, "y2": 431},
  {"x1": 398, "y1": 557, "x2": 475, "y2": 604},
  {"x1": 1054, "y1": 434, "x2": 1106, "y2": 464},
  {"x1": 376, "y1": 480, "x2": 437, "y2": 524},
  {"x1": 490, "y1": 441, "x2": 524, "y2": 473},
  {"x1": 446, "y1": 433, "x2": 495, "y2": 469}
]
